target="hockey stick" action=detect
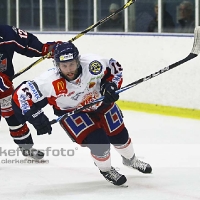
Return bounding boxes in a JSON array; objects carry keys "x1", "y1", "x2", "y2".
[
  {"x1": 11, "y1": 52, "x2": 51, "y2": 80},
  {"x1": 68, "y1": 0, "x2": 135, "y2": 43},
  {"x1": 119, "y1": 26, "x2": 200, "y2": 92},
  {"x1": 12, "y1": 0, "x2": 135, "y2": 80},
  {"x1": 50, "y1": 26, "x2": 200, "y2": 125}
]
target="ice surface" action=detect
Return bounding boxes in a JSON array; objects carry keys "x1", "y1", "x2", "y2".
[{"x1": 1, "y1": 107, "x2": 200, "y2": 200}]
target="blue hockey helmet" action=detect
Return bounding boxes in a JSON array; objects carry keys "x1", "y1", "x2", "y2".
[{"x1": 54, "y1": 42, "x2": 79, "y2": 63}]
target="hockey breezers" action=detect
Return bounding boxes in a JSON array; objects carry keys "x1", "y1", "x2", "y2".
[
  {"x1": 12, "y1": 0, "x2": 136, "y2": 80},
  {"x1": 50, "y1": 26, "x2": 200, "y2": 125}
]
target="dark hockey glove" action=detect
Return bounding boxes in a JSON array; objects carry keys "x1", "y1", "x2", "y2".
[
  {"x1": 24, "y1": 108, "x2": 52, "y2": 135},
  {"x1": 42, "y1": 41, "x2": 62, "y2": 58},
  {"x1": 100, "y1": 82, "x2": 119, "y2": 105},
  {"x1": 0, "y1": 72, "x2": 12, "y2": 92}
]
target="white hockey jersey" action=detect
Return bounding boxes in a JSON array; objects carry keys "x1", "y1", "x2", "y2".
[{"x1": 13, "y1": 54, "x2": 123, "y2": 114}]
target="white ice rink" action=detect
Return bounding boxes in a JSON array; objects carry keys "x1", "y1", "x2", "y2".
[{"x1": 0, "y1": 107, "x2": 200, "y2": 200}]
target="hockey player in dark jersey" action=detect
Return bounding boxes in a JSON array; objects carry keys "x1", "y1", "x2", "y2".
[{"x1": 0, "y1": 24, "x2": 60, "y2": 160}]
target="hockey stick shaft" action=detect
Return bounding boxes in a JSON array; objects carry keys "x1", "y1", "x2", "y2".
[
  {"x1": 120, "y1": 53, "x2": 197, "y2": 92},
  {"x1": 49, "y1": 53, "x2": 190, "y2": 125},
  {"x1": 50, "y1": 26, "x2": 200, "y2": 125},
  {"x1": 49, "y1": 53, "x2": 196, "y2": 125},
  {"x1": 69, "y1": 0, "x2": 135, "y2": 42},
  {"x1": 12, "y1": 0, "x2": 135, "y2": 80},
  {"x1": 120, "y1": 26, "x2": 200, "y2": 91},
  {"x1": 11, "y1": 53, "x2": 51, "y2": 80}
]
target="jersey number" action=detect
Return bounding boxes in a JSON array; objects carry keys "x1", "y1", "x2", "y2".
[
  {"x1": 111, "y1": 62, "x2": 123, "y2": 74},
  {"x1": 18, "y1": 29, "x2": 28, "y2": 39}
]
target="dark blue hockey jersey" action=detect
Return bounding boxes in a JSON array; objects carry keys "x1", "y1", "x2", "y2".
[{"x1": 0, "y1": 25, "x2": 43, "y2": 78}]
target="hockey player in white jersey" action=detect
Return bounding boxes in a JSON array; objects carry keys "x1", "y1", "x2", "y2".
[{"x1": 12, "y1": 42, "x2": 152, "y2": 186}]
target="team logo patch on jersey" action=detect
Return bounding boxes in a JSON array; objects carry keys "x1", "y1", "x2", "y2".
[
  {"x1": 89, "y1": 60, "x2": 102, "y2": 75},
  {"x1": 53, "y1": 78, "x2": 68, "y2": 95}
]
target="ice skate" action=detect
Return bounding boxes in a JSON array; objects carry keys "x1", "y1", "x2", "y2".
[
  {"x1": 122, "y1": 155, "x2": 152, "y2": 174},
  {"x1": 100, "y1": 166, "x2": 127, "y2": 187},
  {"x1": 19, "y1": 147, "x2": 44, "y2": 160}
]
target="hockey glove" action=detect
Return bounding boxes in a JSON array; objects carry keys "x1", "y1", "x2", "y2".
[
  {"x1": 100, "y1": 82, "x2": 119, "y2": 105},
  {"x1": 24, "y1": 108, "x2": 52, "y2": 135},
  {"x1": 42, "y1": 41, "x2": 62, "y2": 58},
  {"x1": 0, "y1": 72, "x2": 12, "y2": 92}
]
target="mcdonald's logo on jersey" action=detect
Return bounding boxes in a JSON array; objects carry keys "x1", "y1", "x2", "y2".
[{"x1": 52, "y1": 78, "x2": 68, "y2": 95}]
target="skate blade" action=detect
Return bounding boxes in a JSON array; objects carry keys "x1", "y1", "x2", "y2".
[
  {"x1": 111, "y1": 181, "x2": 128, "y2": 187},
  {"x1": 105, "y1": 180, "x2": 128, "y2": 187},
  {"x1": 124, "y1": 164, "x2": 153, "y2": 174},
  {"x1": 117, "y1": 183, "x2": 128, "y2": 188}
]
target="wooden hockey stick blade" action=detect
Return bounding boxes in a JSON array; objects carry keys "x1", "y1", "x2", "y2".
[{"x1": 12, "y1": 0, "x2": 135, "y2": 80}]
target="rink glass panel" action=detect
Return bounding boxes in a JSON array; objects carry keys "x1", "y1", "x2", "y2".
[{"x1": 0, "y1": 0, "x2": 198, "y2": 34}]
